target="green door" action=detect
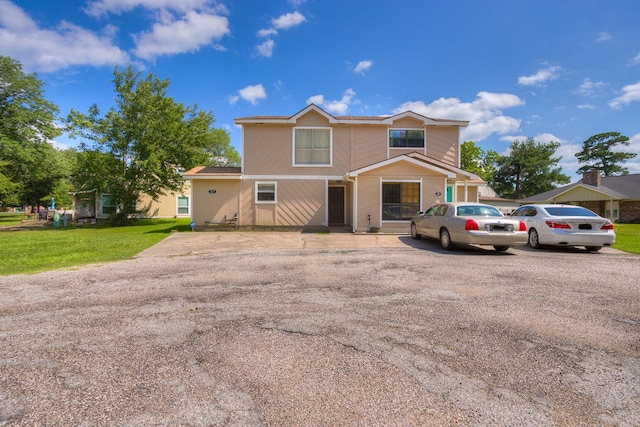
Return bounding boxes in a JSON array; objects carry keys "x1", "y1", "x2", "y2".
[{"x1": 446, "y1": 185, "x2": 453, "y2": 202}]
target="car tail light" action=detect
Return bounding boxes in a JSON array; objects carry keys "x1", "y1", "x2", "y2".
[
  {"x1": 518, "y1": 220, "x2": 527, "y2": 231},
  {"x1": 465, "y1": 219, "x2": 479, "y2": 230},
  {"x1": 601, "y1": 222, "x2": 614, "y2": 230},
  {"x1": 545, "y1": 221, "x2": 571, "y2": 229}
]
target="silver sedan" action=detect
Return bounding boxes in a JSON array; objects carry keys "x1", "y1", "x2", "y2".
[
  {"x1": 410, "y1": 202, "x2": 528, "y2": 252},
  {"x1": 511, "y1": 204, "x2": 615, "y2": 252}
]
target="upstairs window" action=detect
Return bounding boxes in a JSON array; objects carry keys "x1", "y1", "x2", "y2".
[
  {"x1": 294, "y1": 128, "x2": 331, "y2": 166},
  {"x1": 389, "y1": 129, "x2": 425, "y2": 148}
]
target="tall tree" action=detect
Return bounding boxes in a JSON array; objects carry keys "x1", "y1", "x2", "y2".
[
  {"x1": 490, "y1": 138, "x2": 570, "y2": 199},
  {"x1": 575, "y1": 132, "x2": 636, "y2": 176},
  {"x1": 460, "y1": 140, "x2": 499, "y2": 182},
  {"x1": 0, "y1": 55, "x2": 63, "y2": 208},
  {"x1": 66, "y1": 65, "x2": 239, "y2": 224}
]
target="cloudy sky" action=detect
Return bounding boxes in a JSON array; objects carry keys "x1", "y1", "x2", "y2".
[{"x1": 2, "y1": 0, "x2": 639, "y2": 181}]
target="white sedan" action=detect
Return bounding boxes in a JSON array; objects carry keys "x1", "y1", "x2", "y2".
[
  {"x1": 510, "y1": 204, "x2": 615, "y2": 252},
  {"x1": 410, "y1": 202, "x2": 528, "y2": 252}
]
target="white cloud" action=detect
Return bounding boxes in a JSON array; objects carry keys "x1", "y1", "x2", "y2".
[
  {"x1": 633, "y1": 53, "x2": 640, "y2": 65},
  {"x1": 609, "y1": 81, "x2": 640, "y2": 109},
  {"x1": 235, "y1": 84, "x2": 267, "y2": 105},
  {"x1": 394, "y1": 92, "x2": 524, "y2": 142},
  {"x1": 596, "y1": 32, "x2": 612, "y2": 42},
  {"x1": 256, "y1": 39, "x2": 275, "y2": 58},
  {"x1": 256, "y1": 11, "x2": 307, "y2": 58},
  {"x1": 84, "y1": 0, "x2": 218, "y2": 17},
  {"x1": 577, "y1": 104, "x2": 596, "y2": 110},
  {"x1": 271, "y1": 11, "x2": 306, "y2": 30},
  {"x1": 307, "y1": 89, "x2": 356, "y2": 115},
  {"x1": 576, "y1": 77, "x2": 605, "y2": 96},
  {"x1": 132, "y1": 11, "x2": 229, "y2": 60},
  {"x1": 517, "y1": 66, "x2": 561, "y2": 86},
  {"x1": 354, "y1": 60, "x2": 373, "y2": 75},
  {"x1": 0, "y1": 1, "x2": 130, "y2": 72}
]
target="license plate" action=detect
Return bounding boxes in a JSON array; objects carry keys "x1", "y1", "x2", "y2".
[{"x1": 486, "y1": 224, "x2": 513, "y2": 232}]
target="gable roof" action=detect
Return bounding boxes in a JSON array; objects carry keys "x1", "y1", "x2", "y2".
[
  {"x1": 346, "y1": 152, "x2": 479, "y2": 180},
  {"x1": 521, "y1": 173, "x2": 640, "y2": 202},
  {"x1": 234, "y1": 104, "x2": 469, "y2": 127}
]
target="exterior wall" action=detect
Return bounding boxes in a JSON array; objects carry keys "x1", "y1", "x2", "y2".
[
  {"x1": 355, "y1": 161, "x2": 449, "y2": 233},
  {"x1": 138, "y1": 186, "x2": 190, "y2": 219},
  {"x1": 190, "y1": 179, "x2": 241, "y2": 225},
  {"x1": 554, "y1": 186, "x2": 611, "y2": 202},
  {"x1": 620, "y1": 201, "x2": 640, "y2": 223},
  {"x1": 353, "y1": 125, "x2": 387, "y2": 170},
  {"x1": 426, "y1": 127, "x2": 459, "y2": 166}
]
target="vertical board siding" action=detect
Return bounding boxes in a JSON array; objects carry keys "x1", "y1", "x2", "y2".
[
  {"x1": 353, "y1": 126, "x2": 387, "y2": 170},
  {"x1": 426, "y1": 127, "x2": 458, "y2": 166},
  {"x1": 276, "y1": 180, "x2": 325, "y2": 226}
]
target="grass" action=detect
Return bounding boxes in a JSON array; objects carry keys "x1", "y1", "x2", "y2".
[
  {"x1": 613, "y1": 223, "x2": 640, "y2": 254},
  {"x1": 0, "y1": 218, "x2": 191, "y2": 275}
]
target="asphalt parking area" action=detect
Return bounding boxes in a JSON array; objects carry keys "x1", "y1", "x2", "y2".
[{"x1": 1, "y1": 232, "x2": 638, "y2": 425}]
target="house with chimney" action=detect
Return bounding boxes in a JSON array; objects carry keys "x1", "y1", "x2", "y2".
[
  {"x1": 520, "y1": 169, "x2": 640, "y2": 223},
  {"x1": 184, "y1": 104, "x2": 483, "y2": 232}
]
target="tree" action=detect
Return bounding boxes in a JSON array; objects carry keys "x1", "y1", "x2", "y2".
[
  {"x1": 66, "y1": 65, "x2": 239, "y2": 224},
  {"x1": 0, "y1": 55, "x2": 63, "y2": 208},
  {"x1": 490, "y1": 138, "x2": 570, "y2": 199},
  {"x1": 460, "y1": 141, "x2": 499, "y2": 182},
  {"x1": 575, "y1": 132, "x2": 637, "y2": 176}
]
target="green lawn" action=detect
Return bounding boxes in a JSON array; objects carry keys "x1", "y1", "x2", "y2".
[
  {"x1": 0, "y1": 212, "x2": 31, "y2": 227},
  {"x1": 613, "y1": 223, "x2": 640, "y2": 253},
  {"x1": 0, "y1": 218, "x2": 191, "y2": 275}
]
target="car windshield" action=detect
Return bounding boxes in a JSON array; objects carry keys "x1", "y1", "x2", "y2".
[
  {"x1": 544, "y1": 206, "x2": 598, "y2": 217},
  {"x1": 456, "y1": 206, "x2": 502, "y2": 217}
]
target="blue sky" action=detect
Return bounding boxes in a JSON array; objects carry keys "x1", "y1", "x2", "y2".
[{"x1": 2, "y1": 0, "x2": 639, "y2": 182}]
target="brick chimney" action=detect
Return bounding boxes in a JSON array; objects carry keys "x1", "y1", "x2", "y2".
[{"x1": 583, "y1": 168, "x2": 601, "y2": 186}]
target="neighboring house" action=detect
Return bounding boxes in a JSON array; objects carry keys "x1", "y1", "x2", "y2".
[
  {"x1": 520, "y1": 169, "x2": 640, "y2": 223},
  {"x1": 72, "y1": 182, "x2": 191, "y2": 220},
  {"x1": 185, "y1": 104, "x2": 479, "y2": 233}
]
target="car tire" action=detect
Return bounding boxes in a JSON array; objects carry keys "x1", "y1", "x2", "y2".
[
  {"x1": 410, "y1": 223, "x2": 421, "y2": 240},
  {"x1": 494, "y1": 245, "x2": 509, "y2": 252},
  {"x1": 528, "y1": 228, "x2": 543, "y2": 249},
  {"x1": 585, "y1": 246, "x2": 602, "y2": 252},
  {"x1": 440, "y1": 228, "x2": 455, "y2": 250}
]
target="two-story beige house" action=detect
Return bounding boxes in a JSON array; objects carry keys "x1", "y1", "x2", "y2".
[{"x1": 185, "y1": 104, "x2": 479, "y2": 233}]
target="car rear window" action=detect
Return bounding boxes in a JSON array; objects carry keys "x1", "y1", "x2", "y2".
[
  {"x1": 457, "y1": 206, "x2": 502, "y2": 216},
  {"x1": 544, "y1": 207, "x2": 598, "y2": 217}
]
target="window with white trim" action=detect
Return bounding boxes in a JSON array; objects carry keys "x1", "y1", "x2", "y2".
[
  {"x1": 389, "y1": 129, "x2": 425, "y2": 148},
  {"x1": 177, "y1": 196, "x2": 189, "y2": 215},
  {"x1": 256, "y1": 182, "x2": 276, "y2": 203},
  {"x1": 293, "y1": 128, "x2": 331, "y2": 166},
  {"x1": 382, "y1": 182, "x2": 420, "y2": 220}
]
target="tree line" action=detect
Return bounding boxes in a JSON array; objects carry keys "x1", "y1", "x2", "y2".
[
  {"x1": 0, "y1": 56, "x2": 240, "y2": 224},
  {"x1": 461, "y1": 131, "x2": 636, "y2": 200}
]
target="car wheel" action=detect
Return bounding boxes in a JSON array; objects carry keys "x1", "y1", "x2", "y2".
[
  {"x1": 440, "y1": 228, "x2": 456, "y2": 250},
  {"x1": 493, "y1": 245, "x2": 509, "y2": 252},
  {"x1": 585, "y1": 246, "x2": 602, "y2": 252},
  {"x1": 410, "y1": 223, "x2": 421, "y2": 240},
  {"x1": 528, "y1": 228, "x2": 543, "y2": 249}
]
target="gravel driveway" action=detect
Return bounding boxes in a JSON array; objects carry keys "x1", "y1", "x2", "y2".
[{"x1": 1, "y1": 232, "x2": 639, "y2": 426}]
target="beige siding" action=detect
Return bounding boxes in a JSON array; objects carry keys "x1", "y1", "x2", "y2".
[
  {"x1": 191, "y1": 180, "x2": 240, "y2": 225},
  {"x1": 137, "y1": 182, "x2": 191, "y2": 218},
  {"x1": 390, "y1": 117, "x2": 424, "y2": 128},
  {"x1": 275, "y1": 180, "x2": 325, "y2": 226},
  {"x1": 353, "y1": 126, "x2": 387, "y2": 170},
  {"x1": 426, "y1": 127, "x2": 459, "y2": 166},
  {"x1": 554, "y1": 186, "x2": 613, "y2": 202},
  {"x1": 243, "y1": 125, "x2": 293, "y2": 175}
]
